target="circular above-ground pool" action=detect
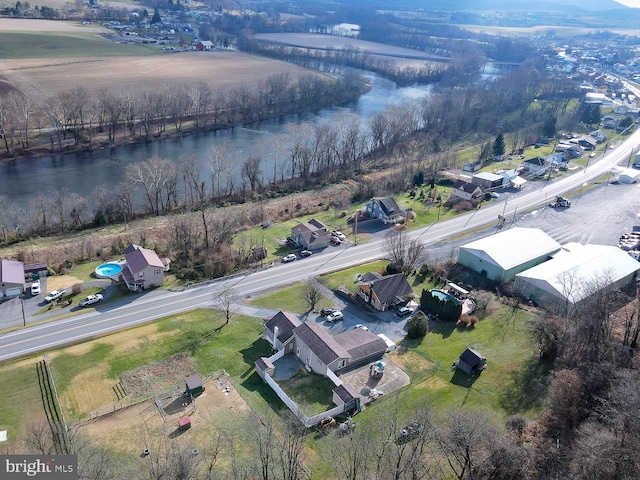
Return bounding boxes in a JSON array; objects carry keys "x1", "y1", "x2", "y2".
[{"x1": 95, "y1": 262, "x2": 123, "y2": 279}]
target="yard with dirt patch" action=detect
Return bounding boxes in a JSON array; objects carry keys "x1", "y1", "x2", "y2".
[{"x1": 74, "y1": 374, "x2": 253, "y2": 463}]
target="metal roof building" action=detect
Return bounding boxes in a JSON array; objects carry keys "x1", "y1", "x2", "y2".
[
  {"x1": 457, "y1": 227, "x2": 561, "y2": 282},
  {"x1": 515, "y1": 243, "x2": 640, "y2": 313}
]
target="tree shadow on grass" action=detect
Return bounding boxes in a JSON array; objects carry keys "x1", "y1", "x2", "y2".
[
  {"x1": 431, "y1": 319, "x2": 473, "y2": 339},
  {"x1": 240, "y1": 371, "x2": 285, "y2": 412},
  {"x1": 500, "y1": 359, "x2": 552, "y2": 414}
]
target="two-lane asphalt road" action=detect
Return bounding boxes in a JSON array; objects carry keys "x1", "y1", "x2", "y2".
[{"x1": 2, "y1": 129, "x2": 639, "y2": 362}]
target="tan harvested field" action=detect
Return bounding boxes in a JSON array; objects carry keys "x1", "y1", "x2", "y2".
[
  {"x1": 0, "y1": 18, "x2": 110, "y2": 33},
  {"x1": 254, "y1": 32, "x2": 449, "y2": 65},
  {"x1": 0, "y1": 50, "x2": 327, "y2": 102}
]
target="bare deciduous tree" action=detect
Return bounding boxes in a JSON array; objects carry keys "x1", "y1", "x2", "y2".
[
  {"x1": 302, "y1": 278, "x2": 323, "y2": 312},
  {"x1": 383, "y1": 229, "x2": 429, "y2": 276}
]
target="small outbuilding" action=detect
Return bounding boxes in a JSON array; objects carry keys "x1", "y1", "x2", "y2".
[
  {"x1": 185, "y1": 374, "x2": 204, "y2": 397},
  {"x1": 178, "y1": 416, "x2": 191, "y2": 431},
  {"x1": 456, "y1": 348, "x2": 487, "y2": 374}
]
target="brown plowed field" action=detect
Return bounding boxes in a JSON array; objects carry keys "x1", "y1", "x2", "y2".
[{"x1": 0, "y1": 51, "x2": 327, "y2": 101}]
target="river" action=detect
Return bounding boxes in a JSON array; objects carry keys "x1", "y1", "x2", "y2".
[{"x1": 1, "y1": 71, "x2": 432, "y2": 213}]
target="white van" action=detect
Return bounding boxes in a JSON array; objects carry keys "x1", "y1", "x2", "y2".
[{"x1": 377, "y1": 334, "x2": 397, "y2": 353}]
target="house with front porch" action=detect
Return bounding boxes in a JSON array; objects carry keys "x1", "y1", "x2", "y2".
[
  {"x1": 357, "y1": 272, "x2": 414, "y2": 311},
  {"x1": 364, "y1": 197, "x2": 406, "y2": 225},
  {"x1": 122, "y1": 244, "x2": 167, "y2": 291}
]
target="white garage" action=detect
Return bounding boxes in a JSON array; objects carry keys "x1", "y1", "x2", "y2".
[
  {"x1": 457, "y1": 227, "x2": 561, "y2": 283},
  {"x1": 0, "y1": 260, "x2": 25, "y2": 299}
]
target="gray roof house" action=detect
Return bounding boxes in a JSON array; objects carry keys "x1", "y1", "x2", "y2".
[
  {"x1": 293, "y1": 322, "x2": 351, "y2": 375},
  {"x1": 262, "y1": 311, "x2": 302, "y2": 351},
  {"x1": 357, "y1": 272, "x2": 414, "y2": 311},
  {"x1": 290, "y1": 218, "x2": 331, "y2": 250},
  {"x1": 0, "y1": 260, "x2": 25, "y2": 299},
  {"x1": 123, "y1": 244, "x2": 166, "y2": 291},
  {"x1": 456, "y1": 347, "x2": 487, "y2": 374},
  {"x1": 364, "y1": 197, "x2": 406, "y2": 225},
  {"x1": 334, "y1": 329, "x2": 387, "y2": 371},
  {"x1": 450, "y1": 181, "x2": 483, "y2": 201}
]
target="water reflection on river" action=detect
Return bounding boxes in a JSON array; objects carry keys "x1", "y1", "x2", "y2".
[{"x1": 1, "y1": 71, "x2": 431, "y2": 211}]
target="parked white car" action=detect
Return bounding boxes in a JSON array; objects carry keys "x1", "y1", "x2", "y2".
[
  {"x1": 79, "y1": 294, "x2": 104, "y2": 307},
  {"x1": 31, "y1": 280, "x2": 41, "y2": 296},
  {"x1": 282, "y1": 254, "x2": 296, "y2": 263},
  {"x1": 326, "y1": 311, "x2": 344, "y2": 322},
  {"x1": 354, "y1": 324, "x2": 370, "y2": 332},
  {"x1": 331, "y1": 231, "x2": 347, "y2": 241}
]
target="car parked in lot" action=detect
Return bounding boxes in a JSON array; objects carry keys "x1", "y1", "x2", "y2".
[
  {"x1": 354, "y1": 324, "x2": 370, "y2": 332},
  {"x1": 282, "y1": 254, "x2": 297, "y2": 263},
  {"x1": 331, "y1": 231, "x2": 347, "y2": 241},
  {"x1": 326, "y1": 311, "x2": 344, "y2": 322},
  {"x1": 79, "y1": 294, "x2": 103, "y2": 307},
  {"x1": 320, "y1": 307, "x2": 338, "y2": 316},
  {"x1": 31, "y1": 280, "x2": 41, "y2": 296},
  {"x1": 299, "y1": 250, "x2": 313, "y2": 257},
  {"x1": 396, "y1": 306, "x2": 413, "y2": 317},
  {"x1": 330, "y1": 236, "x2": 341, "y2": 245},
  {"x1": 44, "y1": 289, "x2": 66, "y2": 303}
]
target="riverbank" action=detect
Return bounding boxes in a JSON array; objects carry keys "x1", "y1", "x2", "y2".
[{"x1": 0, "y1": 72, "x2": 371, "y2": 162}]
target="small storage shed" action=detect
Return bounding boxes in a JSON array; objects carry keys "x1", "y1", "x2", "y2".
[
  {"x1": 185, "y1": 374, "x2": 204, "y2": 397},
  {"x1": 178, "y1": 416, "x2": 191, "y2": 431},
  {"x1": 456, "y1": 348, "x2": 487, "y2": 374}
]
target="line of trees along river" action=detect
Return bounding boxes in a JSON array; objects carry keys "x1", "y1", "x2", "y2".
[{"x1": 0, "y1": 71, "x2": 432, "y2": 235}]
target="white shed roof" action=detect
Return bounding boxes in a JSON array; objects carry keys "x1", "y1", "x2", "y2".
[
  {"x1": 459, "y1": 227, "x2": 561, "y2": 271},
  {"x1": 473, "y1": 171, "x2": 503, "y2": 182},
  {"x1": 516, "y1": 243, "x2": 640, "y2": 304}
]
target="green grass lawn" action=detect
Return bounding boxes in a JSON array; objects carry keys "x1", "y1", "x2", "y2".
[
  {"x1": 43, "y1": 309, "x2": 274, "y2": 420},
  {"x1": 319, "y1": 260, "x2": 388, "y2": 293},
  {"x1": 278, "y1": 370, "x2": 336, "y2": 416},
  {"x1": 248, "y1": 282, "x2": 335, "y2": 313},
  {"x1": 0, "y1": 32, "x2": 159, "y2": 58}
]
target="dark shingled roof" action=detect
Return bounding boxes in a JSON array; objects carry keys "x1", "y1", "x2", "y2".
[
  {"x1": 367, "y1": 273, "x2": 413, "y2": 305},
  {"x1": 452, "y1": 181, "x2": 481, "y2": 194},
  {"x1": 459, "y1": 348, "x2": 485, "y2": 368},
  {"x1": 265, "y1": 311, "x2": 302, "y2": 343},
  {"x1": 334, "y1": 329, "x2": 387, "y2": 363},
  {"x1": 293, "y1": 322, "x2": 350, "y2": 365},
  {"x1": 377, "y1": 196, "x2": 402, "y2": 216},
  {"x1": 333, "y1": 383, "x2": 360, "y2": 403},
  {"x1": 255, "y1": 357, "x2": 274, "y2": 372}
]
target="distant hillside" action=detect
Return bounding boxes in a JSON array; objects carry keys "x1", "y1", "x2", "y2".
[{"x1": 371, "y1": 0, "x2": 626, "y2": 11}]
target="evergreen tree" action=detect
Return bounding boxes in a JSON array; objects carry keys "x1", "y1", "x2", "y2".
[
  {"x1": 542, "y1": 116, "x2": 557, "y2": 137},
  {"x1": 151, "y1": 6, "x2": 162, "y2": 25},
  {"x1": 492, "y1": 133, "x2": 505, "y2": 158}
]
